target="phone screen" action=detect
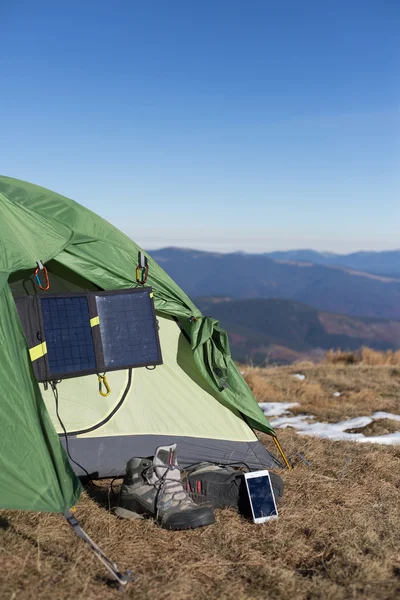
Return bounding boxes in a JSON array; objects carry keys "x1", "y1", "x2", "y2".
[{"x1": 246, "y1": 474, "x2": 278, "y2": 519}]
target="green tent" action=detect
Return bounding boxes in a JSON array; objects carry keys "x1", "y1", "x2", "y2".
[{"x1": 0, "y1": 175, "x2": 279, "y2": 514}]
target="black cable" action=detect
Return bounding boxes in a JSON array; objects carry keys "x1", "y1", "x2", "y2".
[
  {"x1": 51, "y1": 381, "x2": 99, "y2": 486},
  {"x1": 110, "y1": 476, "x2": 123, "y2": 496},
  {"x1": 56, "y1": 369, "x2": 132, "y2": 437}
]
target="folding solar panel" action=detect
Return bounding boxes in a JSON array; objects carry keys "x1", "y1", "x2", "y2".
[{"x1": 15, "y1": 288, "x2": 162, "y2": 382}]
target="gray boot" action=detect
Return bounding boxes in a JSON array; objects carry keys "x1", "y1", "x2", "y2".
[{"x1": 115, "y1": 444, "x2": 215, "y2": 530}]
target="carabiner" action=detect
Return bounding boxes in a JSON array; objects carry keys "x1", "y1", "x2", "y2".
[
  {"x1": 135, "y1": 264, "x2": 149, "y2": 285},
  {"x1": 136, "y1": 251, "x2": 149, "y2": 285},
  {"x1": 98, "y1": 373, "x2": 111, "y2": 397},
  {"x1": 34, "y1": 262, "x2": 50, "y2": 291}
]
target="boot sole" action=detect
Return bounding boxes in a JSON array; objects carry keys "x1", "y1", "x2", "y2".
[
  {"x1": 115, "y1": 504, "x2": 215, "y2": 530},
  {"x1": 116, "y1": 496, "x2": 215, "y2": 530},
  {"x1": 115, "y1": 506, "x2": 145, "y2": 520},
  {"x1": 162, "y1": 512, "x2": 216, "y2": 531}
]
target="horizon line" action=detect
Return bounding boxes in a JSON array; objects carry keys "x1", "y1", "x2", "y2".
[{"x1": 145, "y1": 245, "x2": 400, "y2": 256}]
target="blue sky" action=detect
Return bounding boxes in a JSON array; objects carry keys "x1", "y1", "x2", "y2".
[{"x1": 1, "y1": 1, "x2": 399, "y2": 252}]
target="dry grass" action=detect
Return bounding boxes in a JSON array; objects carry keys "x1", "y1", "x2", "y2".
[
  {"x1": 347, "y1": 419, "x2": 400, "y2": 436},
  {"x1": 243, "y1": 362, "x2": 400, "y2": 422},
  {"x1": 1, "y1": 364, "x2": 400, "y2": 599},
  {"x1": 325, "y1": 348, "x2": 400, "y2": 366}
]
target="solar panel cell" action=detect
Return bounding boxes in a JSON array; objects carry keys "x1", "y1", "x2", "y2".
[
  {"x1": 96, "y1": 291, "x2": 161, "y2": 368},
  {"x1": 41, "y1": 297, "x2": 96, "y2": 376}
]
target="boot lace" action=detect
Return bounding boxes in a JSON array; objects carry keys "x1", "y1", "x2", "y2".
[{"x1": 144, "y1": 464, "x2": 193, "y2": 518}]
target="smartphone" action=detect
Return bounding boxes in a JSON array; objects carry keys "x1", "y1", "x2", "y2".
[{"x1": 244, "y1": 470, "x2": 278, "y2": 524}]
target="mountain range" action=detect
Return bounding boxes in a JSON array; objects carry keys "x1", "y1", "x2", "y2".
[
  {"x1": 195, "y1": 297, "x2": 400, "y2": 365},
  {"x1": 265, "y1": 249, "x2": 400, "y2": 278},
  {"x1": 147, "y1": 247, "x2": 400, "y2": 363},
  {"x1": 150, "y1": 247, "x2": 400, "y2": 320}
]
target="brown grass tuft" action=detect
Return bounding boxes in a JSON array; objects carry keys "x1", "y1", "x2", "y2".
[
  {"x1": 324, "y1": 349, "x2": 361, "y2": 364},
  {"x1": 324, "y1": 347, "x2": 400, "y2": 366},
  {"x1": 360, "y1": 347, "x2": 400, "y2": 365}
]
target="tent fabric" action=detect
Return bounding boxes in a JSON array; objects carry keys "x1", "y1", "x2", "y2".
[
  {"x1": 0, "y1": 284, "x2": 82, "y2": 512},
  {"x1": 0, "y1": 175, "x2": 275, "y2": 514},
  {"x1": 61, "y1": 437, "x2": 280, "y2": 478},
  {"x1": 39, "y1": 312, "x2": 280, "y2": 478},
  {"x1": 42, "y1": 315, "x2": 258, "y2": 442}
]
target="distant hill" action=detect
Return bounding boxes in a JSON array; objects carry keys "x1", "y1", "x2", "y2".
[
  {"x1": 195, "y1": 296, "x2": 400, "y2": 365},
  {"x1": 149, "y1": 247, "x2": 400, "y2": 320},
  {"x1": 266, "y1": 249, "x2": 400, "y2": 277}
]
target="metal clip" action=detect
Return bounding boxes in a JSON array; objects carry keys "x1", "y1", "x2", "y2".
[
  {"x1": 34, "y1": 261, "x2": 50, "y2": 291},
  {"x1": 136, "y1": 251, "x2": 149, "y2": 285},
  {"x1": 98, "y1": 373, "x2": 111, "y2": 397}
]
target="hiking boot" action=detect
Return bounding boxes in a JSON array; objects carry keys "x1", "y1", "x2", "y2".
[{"x1": 115, "y1": 444, "x2": 215, "y2": 530}]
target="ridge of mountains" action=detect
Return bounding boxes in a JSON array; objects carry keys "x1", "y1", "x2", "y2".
[
  {"x1": 266, "y1": 249, "x2": 400, "y2": 278},
  {"x1": 194, "y1": 296, "x2": 400, "y2": 365},
  {"x1": 148, "y1": 247, "x2": 400, "y2": 363},
  {"x1": 150, "y1": 247, "x2": 400, "y2": 320}
]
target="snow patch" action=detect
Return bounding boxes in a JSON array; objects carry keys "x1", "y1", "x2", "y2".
[
  {"x1": 261, "y1": 402, "x2": 400, "y2": 445},
  {"x1": 259, "y1": 402, "x2": 300, "y2": 417},
  {"x1": 370, "y1": 411, "x2": 400, "y2": 422}
]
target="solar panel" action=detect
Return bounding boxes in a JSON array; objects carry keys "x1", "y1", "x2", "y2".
[
  {"x1": 96, "y1": 291, "x2": 161, "y2": 368},
  {"x1": 41, "y1": 297, "x2": 96, "y2": 377},
  {"x1": 15, "y1": 287, "x2": 162, "y2": 382}
]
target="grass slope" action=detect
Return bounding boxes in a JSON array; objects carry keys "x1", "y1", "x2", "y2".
[{"x1": 1, "y1": 362, "x2": 399, "y2": 599}]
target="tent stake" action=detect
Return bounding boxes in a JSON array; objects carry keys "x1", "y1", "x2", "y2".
[
  {"x1": 273, "y1": 436, "x2": 292, "y2": 469},
  {"x1": 64, "y1": 511, "x2": 134, "y2": 591}
]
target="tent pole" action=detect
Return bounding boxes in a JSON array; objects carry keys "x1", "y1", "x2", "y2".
[{"x1": 273, "y1": 436, "x2": 292, "y2": 470}]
